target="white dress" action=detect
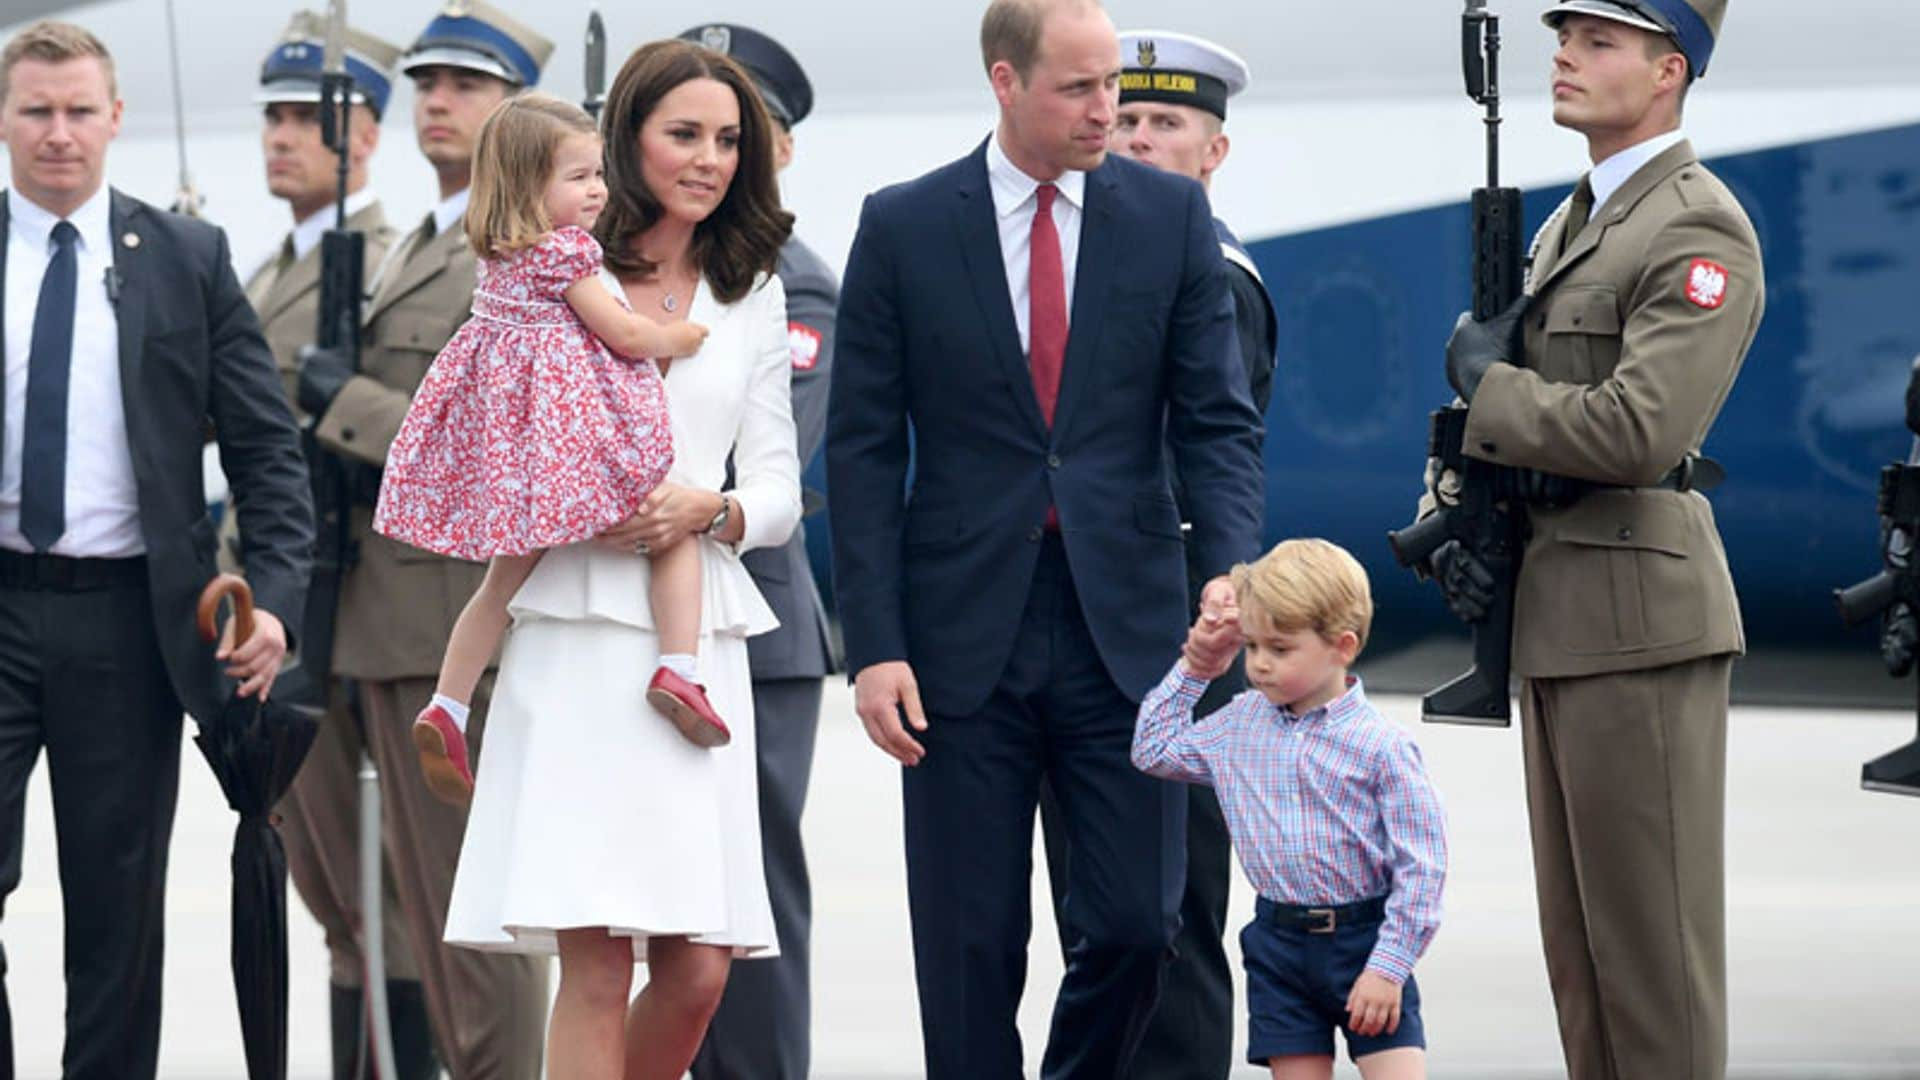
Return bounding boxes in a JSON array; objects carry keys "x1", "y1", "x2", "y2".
[{"x1": 444, "y1": 271, "x2": 801, "y2": 960}]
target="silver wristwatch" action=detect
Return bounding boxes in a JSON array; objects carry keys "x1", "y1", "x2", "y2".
[{"x1": 703, "y1": 495, "x2": 732, "y2": 536}]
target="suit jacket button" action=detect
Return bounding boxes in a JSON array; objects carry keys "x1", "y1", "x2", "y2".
[
  {"x1": 1479, "y1": 441, "x2": 1496, "y2": 454},
  {"x1": 341, "y1": 426, "x2": 356, "y2": 441},
  {"x1": 1027, "y1": 527, "x2": 1043, "y2": 542},
  {"x1": 1617, "y1": 526, "x2": 1633, "y2": 541},
  {"x1": 1046, "y1": 454, "x2": 1061, "y2": 469}
]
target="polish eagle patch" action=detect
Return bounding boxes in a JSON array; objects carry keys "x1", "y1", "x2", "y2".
[
  {"x1": 1685, "y1": 258, "x2": 1729, "y2": 310},
  {"x1": 788, "y1": 322, "x2": 823, "y2": 370}
]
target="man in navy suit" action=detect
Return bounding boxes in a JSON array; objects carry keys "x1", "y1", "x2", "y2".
[
  {"x1": 826, "y1": 1, "x2": 1263, "y2": 1075},
  {"x1": 0, "y1": 22, "x2": 312, "y2": 1079}
]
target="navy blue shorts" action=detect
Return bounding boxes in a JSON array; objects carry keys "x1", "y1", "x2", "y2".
[{"x1": 1240, "y1": 901, "x2": 1427, "y2": 1064}]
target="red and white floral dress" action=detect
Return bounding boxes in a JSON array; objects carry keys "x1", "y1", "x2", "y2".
[{"x1": 375, "y1": 226, "x2": 673, "y2": 561}]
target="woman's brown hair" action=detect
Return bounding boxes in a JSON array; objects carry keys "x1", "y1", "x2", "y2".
[
  {"x1": 464, "y1": 92, "x2": 598, "y2": 259},
  {"x1": 595, "y1": 40, "x2": 793, "y2": 303}
]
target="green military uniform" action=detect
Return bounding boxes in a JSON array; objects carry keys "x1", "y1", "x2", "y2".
[
  {"x1": 1457, "y1": 3, "x2": 1758, "y2": 1075},
  {"x1": 308, "y1": 207, "x2": 548, "y2": 1079},
  {"x1": 239, "y1": 17, "x2": 451, "y2": 1075},
  {"x1": 288, "y1": 4, "x2": 555, "y2": 1074},
  {"x1": 240, "y1": 199, "x2": 420, "y2": 993}
]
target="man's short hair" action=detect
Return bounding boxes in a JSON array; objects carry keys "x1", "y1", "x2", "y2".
[
  {"x1": 980, "y1": 0, "x2": 1101, "y2": 83},
  {"x1": 1643, "y1": 31, "x2": 1692, "y2": 111},
  {"x1": 1232, "y1": 538, "x2": 1375, "y2": 653},
  {"x1": 1, "y1": 21, "x2": 115, "y2": 104}
]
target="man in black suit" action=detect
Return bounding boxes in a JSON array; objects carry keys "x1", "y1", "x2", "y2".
[
  {"x1": 826, "y1": 1, "x2": 1264, "y2": 1075},
  {"x1": 0, "y1": 22, "x2": 312, "y2": 1079}
]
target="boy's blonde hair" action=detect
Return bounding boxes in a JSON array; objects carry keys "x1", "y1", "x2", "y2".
[
  {"x1": 1230, "y1": 538, "x2": 1374, "y2": 653},
  {"x1": 464, "y1": 92, "x2": 598, "y2": 259}
]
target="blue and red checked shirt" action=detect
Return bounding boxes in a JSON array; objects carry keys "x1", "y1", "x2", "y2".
[{"x1": 1132, "y1": 665, "x2": 1448, "y2": 984}]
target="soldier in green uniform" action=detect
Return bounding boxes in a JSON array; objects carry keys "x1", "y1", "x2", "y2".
[
  {"x1": 241, "y1": 15, "x2": 439, "y2": 1077},
  {"x1": 289, "y1": 2, "x2": 552, "y2": 1075},
  {"x1": 1432, "y1": 2, "x2": 1759, "y2": 1077}
]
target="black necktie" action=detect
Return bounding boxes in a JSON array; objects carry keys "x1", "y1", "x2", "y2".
[{"x1": 20, "y1": 220, "x2": 79, "y2": 552}]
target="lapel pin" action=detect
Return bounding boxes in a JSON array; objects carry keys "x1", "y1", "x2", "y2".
[{"x1": 122, "y1": 231, "x2": 141, "y2": 249}]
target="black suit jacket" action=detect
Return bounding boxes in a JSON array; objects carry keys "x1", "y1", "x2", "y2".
[
  {"x1": 0, "y1": 189, "x2": 313, "y2": 724},
  {"x1": 828, "y1": 143, "x2": 1264, "y2": 717}
]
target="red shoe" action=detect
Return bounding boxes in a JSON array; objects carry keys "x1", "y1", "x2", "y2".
[
  {"x1": 646, "y1": 667, "x2": 731, "y2": 748},
  {"x1": 412, "y1": 703, "x2": 475, "y2": 807}
]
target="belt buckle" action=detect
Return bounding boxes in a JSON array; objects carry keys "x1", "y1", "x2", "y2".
[
  {"x1": 1673, "y1": 455, "x2": 1696, "y2": 493},
  {"x1": 1306, "y1": 908, "x2": 1337, "y2": 934}
]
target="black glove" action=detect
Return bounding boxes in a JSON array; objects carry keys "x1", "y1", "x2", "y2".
[
  {"x1": 1446, "y1": 294, "x2": 1530, "y2": 403},
  {"x1": 1905, "y1": 358, "x2": 1920, "y2": 437},
  {"x1": 1510, "y1": 468, "x2": 1583, "y2": 507},
  {"x1": 1430, "y1": 539, "x2": 1496, "y2": 624},
  {"x1": 296, "y1": 344, "x2": 354, "y2": 417},
  {"x1": 1883, "y1": 602, "x2": 1917, "y2": 677}
]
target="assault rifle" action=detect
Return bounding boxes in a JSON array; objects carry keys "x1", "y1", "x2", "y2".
[
  {"x1": 1385, "y1": 0, "x2": 1526, "y2": 726},
  {"x1": 1834, "y1": 437, "x2": 1920, "y2": 797}
]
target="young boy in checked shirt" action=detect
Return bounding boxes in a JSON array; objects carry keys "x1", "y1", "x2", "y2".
[{"x1": 1133, "y1": 539, "x2": 1447, "y2": 1080}]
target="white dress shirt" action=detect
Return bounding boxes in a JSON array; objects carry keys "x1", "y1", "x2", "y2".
[
  {"x1": 986, "y1": 129, "x2": 1086, "y2": 354},
  {"x1": 431, "y1": 187, "x2": 471, "y2": 239},
  {"x1": 289, "y1": 187, "x2": 379, "y2": 263},
  {"x1": 1589, "y1": 129, "x2": 1686, "y2": 219},
  {"x1": 1, "y1": 187, "x2": 141, "y2": 557}
]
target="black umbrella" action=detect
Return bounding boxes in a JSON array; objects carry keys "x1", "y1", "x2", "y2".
[{"x1": 194, "y1": 574, "x2": 321, "y2": 1080}]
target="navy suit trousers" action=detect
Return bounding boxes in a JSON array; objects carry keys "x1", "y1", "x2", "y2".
[{"x1": 903, "y1": 537, "x2": 1186, "y2": 1080}]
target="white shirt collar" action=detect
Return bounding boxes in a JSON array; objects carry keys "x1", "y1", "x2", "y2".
[
  {"x1": 432, "y1": 187, "x2": 471, "y2": 238},
  {"x1": 985, "y1": 128, "x2": 1086, "y2": 220},
  {"x1": 1588, "y1": 129, "x2": 1686, "y2": 219},
  {"x1": 289, "y1": 188, "x2": 378, "y2": 263},
  {"x1": 7, "y1": 185, "x2": 112, "y2": 258}
]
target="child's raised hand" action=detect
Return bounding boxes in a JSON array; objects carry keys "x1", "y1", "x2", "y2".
[
  {"x1": 1180, "y1": 577, "x2": 1242, "y2": 680},
  {"x1": 663, "y1": 320, "x2": 709, "y2": 358},
  {"x1": 1344, "y1": 969, "x2": 1403, "y2": 1037},
  {"x1": 1198, "y1": 575, "x2": 1237, "y2": 621}
]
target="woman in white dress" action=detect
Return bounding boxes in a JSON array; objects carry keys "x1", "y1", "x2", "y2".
[{"x1": 443, "y1": 40, "x2": 800, "y2": 1080}]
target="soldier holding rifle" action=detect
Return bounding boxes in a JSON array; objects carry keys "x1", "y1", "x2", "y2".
[
  {"x1": 288, "y1": 2, "x2": 552, "y2": 1075},
  {"x1": 238, "y1": 12, "x2": 451, "y2": 1077},
  {"x1": 1413, "y1": 2, "x2": 1760, "y2": 1077}
]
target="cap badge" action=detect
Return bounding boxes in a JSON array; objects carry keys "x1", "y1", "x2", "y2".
[
  {"x1": 1685, "y1": 258, "x2": 1728, "y2": 309},
  {"x1": 445, "y1": 0, "x2": 472, "y2": 16},
  {"x1": 701, "y1": 26, "x2": 732, "y2": 55},
  {"x1": 1137, "y1": 40, "x2": 1156, "y2": 68}
]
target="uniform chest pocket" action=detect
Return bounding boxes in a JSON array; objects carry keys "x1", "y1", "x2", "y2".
[{"x1": 1540, "y1": 286, "x2": 1621, "y2": 384}]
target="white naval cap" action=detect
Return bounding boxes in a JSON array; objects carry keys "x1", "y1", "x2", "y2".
[{"x1": 1117, "y1": 30, "x2": 1252, "y2": 120}]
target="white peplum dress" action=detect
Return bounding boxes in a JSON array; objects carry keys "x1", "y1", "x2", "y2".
[{"x1": 444, "y1": 271, "x2": 800, "y2": 961}]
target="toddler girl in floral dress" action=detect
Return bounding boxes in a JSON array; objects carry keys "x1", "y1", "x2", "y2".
[{"x1": 375, "y1": 93, "x2": 728, "y2": 806}]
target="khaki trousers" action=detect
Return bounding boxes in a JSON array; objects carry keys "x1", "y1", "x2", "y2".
[
  {"x1": 1521, "y1": 656, "x2": 1732, "y2": 1080},
  {"x1": 282, "y1": 674, "x2": 548, "y2": 1078},
  {"x1": 278, "y1": 682, "x2": 417, "y2": 986}
]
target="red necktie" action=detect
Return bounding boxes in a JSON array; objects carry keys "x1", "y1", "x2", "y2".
[{"x1": 1028, "y1": 183, "x2": 1066, "y2": 426}]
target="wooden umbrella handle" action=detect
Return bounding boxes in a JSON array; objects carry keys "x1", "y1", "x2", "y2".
[{"x1": 196, "y1": 573, "x2": 256, "y2": 646}]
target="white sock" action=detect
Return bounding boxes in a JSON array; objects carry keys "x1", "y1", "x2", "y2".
[
  {"x1": 659, "y1": 653, "x2": 698, "y2": 681},
  {"x1": 431, "y1": 693, "x2": 471, "y2": 734}
]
